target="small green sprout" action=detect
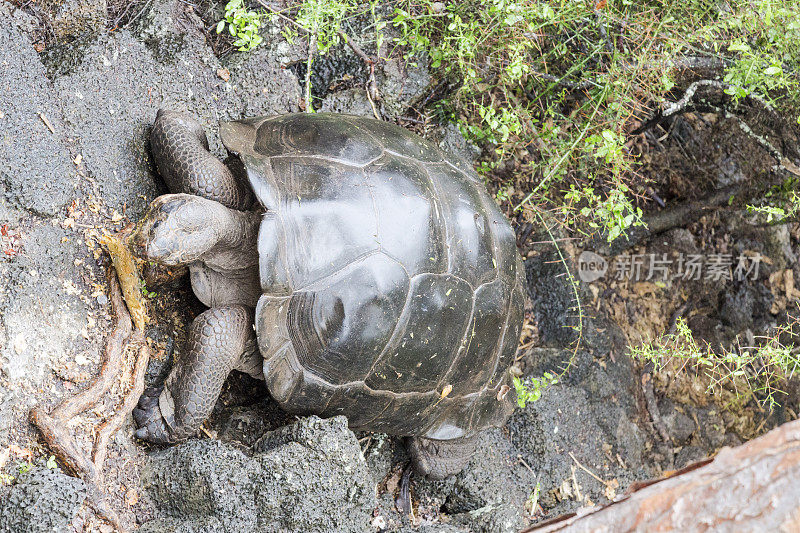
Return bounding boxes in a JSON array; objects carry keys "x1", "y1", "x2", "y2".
[
  {"x1": 513, "y1": 372, "x2": 558, "y2": 409},
  {"x1": 217, "y1": 0, "x2": 265, "y2": 52}
]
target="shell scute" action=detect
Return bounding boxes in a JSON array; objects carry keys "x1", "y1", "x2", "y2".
[
  {"x1": 365, "y1": 273, "x2": 473, "y2": 394},
  {"x1": 227, "y1": 114, "x2": 524, "y2": 436}
]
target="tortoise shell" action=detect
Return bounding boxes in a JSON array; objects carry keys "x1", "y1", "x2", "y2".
[{"x1": 219, "y1": 113, "x2": 524, "y2": 440}]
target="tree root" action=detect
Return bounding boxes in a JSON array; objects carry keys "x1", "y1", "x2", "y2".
[
  {"x1": 30, "y1": 240, "x2": 152, "y2": 533},
  {"x1": 93, "y1": 340, "x2": 149, "y2": 474}
]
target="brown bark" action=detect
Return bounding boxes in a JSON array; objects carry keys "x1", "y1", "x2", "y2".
[{"x1": 527, "y1": 419, "x2": 800, "y2": 532}]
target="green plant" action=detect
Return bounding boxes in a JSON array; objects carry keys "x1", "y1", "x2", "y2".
[
  {"x1": 513, "y1": 372, "x2": 558, "y2": 408},
  {"x1": 509, "y1": 209, "x2": 586, "y2": 410},
  {"x1": 217, "y1": 0, "x2": 265, "y2": 51},
  {"x1": 747, "y1": 177, "x2": 800, "y2": 223},
  {"x1": 564, "y1": 183, "x2": 643, "y2": 242},
  {"x1": 291, "y1": 0, "x2": 356, "y2": 55},
  {"x1": 217, "y1": 1, "x2": 800, "y2": 242},
  {"x1": 716, "y1": 4, "x2": 800, "y2": 110},
  {"x1": 390, "y1": 0, "x2": 800, "y2": 242},
  {"x1": 140, "y1": 280, "x2": 157, "y2": 299},
  {"x1": 630, "y1": 315, "x2": 800, "y2": 409},
  {"x1": 525, "y1": 479, "x2": 542, "y2": 517}
]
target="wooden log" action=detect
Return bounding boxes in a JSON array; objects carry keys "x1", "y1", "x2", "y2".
[{"x1": 527, "y1": 419, "x2": 800, "y2": 532}]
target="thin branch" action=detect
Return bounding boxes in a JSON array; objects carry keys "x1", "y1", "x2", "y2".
[
  {"x1": 305, "y1": 26, "x2": 317, "y2": 112},
  {"x1": 706, "y1": 103, "x2": 800, "y2": 177},
  {"x1": 338, "y1": 29, "x2": 380, "y2": 104},
  {"x1": 662, "y1": 79, "x2": 776, "y2": 119},
  {"x1": 337, "y1": 29, "x2": 372, "y2": 65},
  {"x1": 633, "y1": 79, "x2": 800, "y2": 178},
  {"x1": 254, "y1": 0, "x2": 308, "y2": 32}
]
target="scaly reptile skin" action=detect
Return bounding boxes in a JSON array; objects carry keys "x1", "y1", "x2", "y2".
[
  {"x1": 151, "y1": 109, "x2": 253, "y2": 211},
  {"x1": 406, "y1": 434, "x2": 479, "y2": 480},
  {"x1": 133, "y1": 305, "x2": 255, "y2": 443}
]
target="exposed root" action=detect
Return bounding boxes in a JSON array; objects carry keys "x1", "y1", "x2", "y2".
[
  {"x1": 28, "y1": 408, "x2": 97, "y2": 480},
  {"x1": 101, "y1": 233, "x2": 148, "y2": 331},
  {"x1": 52, "y1": 274, "x2": 133, "y2": 421},
  {"x1": 93, "y1": 339, "x2": 150, "y2": 474},
  {"x1": 30, "y1": 239, "x2": 153, "y2": 532}
]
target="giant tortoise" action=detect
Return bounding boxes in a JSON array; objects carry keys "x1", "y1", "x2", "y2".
[{"x1": 130, "y1": 110, "x2": 525, "y2": 479}]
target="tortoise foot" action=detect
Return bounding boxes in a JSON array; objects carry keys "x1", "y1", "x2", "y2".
[
  {"x1": 133, "y1": 386, "x2": 178, "y2": 444},
  {"x1": 406, "y1": 434, "x2": 479, "y2": 480}
]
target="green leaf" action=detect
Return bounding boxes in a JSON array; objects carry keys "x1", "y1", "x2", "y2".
[{"x1": 728, "y1": 42, "x2": 751, "y2": 53}]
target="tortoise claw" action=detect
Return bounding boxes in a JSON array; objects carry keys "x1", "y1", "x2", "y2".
[{"x1": 132, "y1": 386, "x2": 177, "y2": 444}]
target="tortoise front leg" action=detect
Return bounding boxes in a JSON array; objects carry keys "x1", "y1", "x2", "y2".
[
  {"x1": 151, "y1": 109, "x2": 253, "y2": 211},
  {"x1": 133, "y1": 305, "x2": 256, "y2": 443}
]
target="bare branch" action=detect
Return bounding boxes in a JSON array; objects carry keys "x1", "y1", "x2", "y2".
[{"x1": 662, "y1": 79, "x2": 776, "y2": 118}]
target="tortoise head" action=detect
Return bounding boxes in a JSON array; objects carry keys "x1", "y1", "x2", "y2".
[{"x1": 129, "y1": 193, "x2": 220, "y2": 266}]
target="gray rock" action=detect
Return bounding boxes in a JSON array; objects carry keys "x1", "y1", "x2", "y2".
[
  {"x1": 720, "y1": 285, "x2": 755, "y2": 330},
  {"x1": 674, "y1": 445, "x2": 707, "y2": 468},
  {"x1": 0, "y1": 467, "x2": 87, "y2": 533},
  {"x1": 402, "y1": 524, "x2": 468, "y2": 533},
  {"x1": 41, "y1": 0, "x2": 107, "y2": 42},
  {"x1": 439, "y1": 124, "x2": 481, "y2": 167},
  {"x1": 141, "y1": 416, "x2": 376, "y2": 533},
  {"x1": 508, "y1": 345, "x2": 651, "y2": 517},
  {"x1": 134, "y1": 0, "x2": 184, "y2": 42},
  {"x1": 0, "y1": 8, "x2": 77, "y2": 216},
  {"x1": 0, "y1": 223, "x2": 95, "y2": 442},
  {"x1": 48, "y1": 22, "x2": 300, "y2": 218},
  {"x1": 224, "y1": 46, "x2": 303, "y2": 118},
  {"x1": 378, "y1": 58, "x2": 431, "y2": 117},
  {"x1": 361, "y1": 432, "x2": 401, "y2": 486},
  {"x1": 5, "y1": 4, "x2": 40, "y2": 37},
  {"x1": 525, "y1": 247, "x2": 580, "y2": 347},
  {"x1": 50, "y1": 29, "x2": 217, "y2": 217},
  {"x1": 137, "y1": 516, "x2": 227, "y2": 533},
  {"x1": 443, "y1": 429, "x2": 536, "y2": 533},
  {"x1": 320, "y1": 88, "x2": 377, "y2": 117}
]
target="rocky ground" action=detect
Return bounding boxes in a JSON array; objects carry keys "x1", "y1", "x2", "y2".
[{"x1": 0, "y1": 1, "x2": 798, "y2": 532}]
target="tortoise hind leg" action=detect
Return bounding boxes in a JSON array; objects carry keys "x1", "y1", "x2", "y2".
[
  {"x1": 151, "y1": 109, "x2": 253, "y2": 210},
  {"x1": 133, "y1": 305, "x2": 256, "y2": 443},
  {"x1": 406, "y1": 434, "x2": 479, "y2": 480}
]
